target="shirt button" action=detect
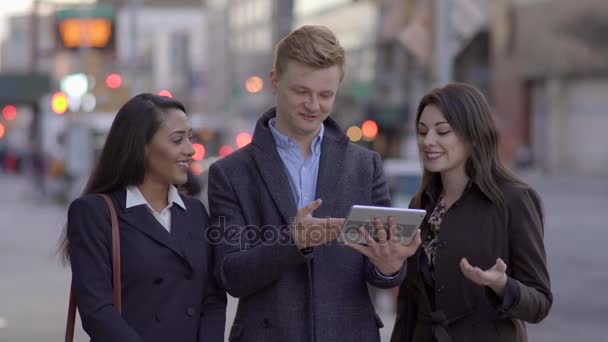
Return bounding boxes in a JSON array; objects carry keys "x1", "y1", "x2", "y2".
[
  {"x1": 153, "y1": 277, "x2": 163, "y2": 285},
  {"x1": 186, "y1": 307, "x2": 196, "y2": 317}
]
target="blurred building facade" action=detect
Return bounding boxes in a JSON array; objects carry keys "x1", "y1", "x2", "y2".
[
  {"x1": 0, "y1": 14, "x2": 55, "y2": 73},
  {"x1": 294, "y1": 0, "x2": 379, "y2": 131},
  {"x1": 206, "y1": 0, "x2": 293, "y2": 119},
  {"x1": 493, "y1": 0, "x2": 608, "y2": 177},
  {"x1": 97, "y1": 0, "x2": 207, "y2": 112},
  {"x1": 373, "y1": 0, "x2": 491, "y2": 158}
]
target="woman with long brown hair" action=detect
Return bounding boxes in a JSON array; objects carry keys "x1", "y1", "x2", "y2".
[{"x1": 391, "y1": 83, "x2": 552, "y2": 342}]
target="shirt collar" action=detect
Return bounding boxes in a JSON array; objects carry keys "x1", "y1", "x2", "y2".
[
  {"x1": 268, "y1": 118, "x2": 324, "y2": 155},
  {"x1": 126, "y1": 185, "x2": 186, "y2": 210}
]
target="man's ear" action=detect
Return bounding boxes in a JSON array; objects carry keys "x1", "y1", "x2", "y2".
[{"x1": 269, "y1": 70, "x2": 279, "y2": 95}]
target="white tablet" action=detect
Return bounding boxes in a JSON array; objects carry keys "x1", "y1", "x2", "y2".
[{"x1": 338, "y1": 205, "x2": 427, "y2": 245}]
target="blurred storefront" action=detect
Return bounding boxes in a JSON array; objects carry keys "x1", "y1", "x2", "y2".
[{"x1": 493, "y1": 0, "x2": 608, "y2": 177}]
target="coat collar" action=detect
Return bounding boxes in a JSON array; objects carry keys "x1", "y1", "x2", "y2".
[
  {"x1": 110, "y1": 190, "x2": 193, "y2": 270},
  {"x1": 250, "y1": 108, "x2": 349, "y2": 222}
]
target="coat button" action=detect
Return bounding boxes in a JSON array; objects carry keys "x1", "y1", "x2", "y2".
[
  {"x1": 186, "y1": 307, "x2": 196, "y2": 317},
  {"x1": 153, "y1": 277, "x2": 163, "y2": 285},
  {"x1": 154, "y1": 313, "x2": 161, "y2": 322},
  {"x1": 263, "y1": 318, "x2": 272, "y2": 328}
]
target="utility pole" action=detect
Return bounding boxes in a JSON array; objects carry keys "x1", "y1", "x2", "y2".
[
  {"x1": 129, "y1": 0, "x2": 143, "y2": 96},
  {"x1": 434, "y1": 0, "x2": 453, "y2": 86}
]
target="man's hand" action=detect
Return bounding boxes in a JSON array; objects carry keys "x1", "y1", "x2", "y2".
[
  {"x1": 460, "y1": 257, "x2": 508, "y2": 296},
  {"x1": 291, "y1": 199, "x2": 345, "y2": 250},
  {"x1": 345, "y1": 216, "x2": 421, "y2": 275}
]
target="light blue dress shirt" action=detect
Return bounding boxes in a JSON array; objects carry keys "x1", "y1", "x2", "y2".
[
  {"x1": 268, "y1": 118, "x2": 324, "y2": 209},
  {"x1": 268, "y1": 118, "x2": 401, "y2": 278}
]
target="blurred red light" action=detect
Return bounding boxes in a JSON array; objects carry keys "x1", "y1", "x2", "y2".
[
  {"x1": 0, "y1": 123, "x2": 5, "y2": 139},
  {"x1": 2, "y1": 105, "x2": 17, "y2": 121},
  {"x1": 235, "y1": 132, "x2": 252, "y2": 148},
  {"x1": 158, "y1": 90, "x2": 173, "y2": 98},
  {"x1": 192, "y1": 143, "x2": 205, "y2": 161},
  {"x1": 190, "y1": 162, "x2": 203, "y2": 176},
  {"x1": 361, "y1": 120, "x2": 379, "y2": 139},
  {"x1": 105, "y1": 73, "x2": 122, "y2": 89},
  {"x1": 219, "y1": 145, "x2": 234, "y2": 157}
]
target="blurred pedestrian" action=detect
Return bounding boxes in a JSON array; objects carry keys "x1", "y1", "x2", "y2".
[
  {"x1": 391, "y1": 83, "x2": 552, "y2": 342},
  {"x1": 207, "y1": 25, "x2": 420, "y2": 342},
  {"x1": 61, "y1": 93, "x2": 226, "y2": 342}
]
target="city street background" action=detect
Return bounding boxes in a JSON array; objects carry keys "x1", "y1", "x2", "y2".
[
  {"x1": 1, "y1": 0, "x2": 607, "y2": 341},
  {"x1": 1, "y1": 170, "x2": 606, "y2": 341}
]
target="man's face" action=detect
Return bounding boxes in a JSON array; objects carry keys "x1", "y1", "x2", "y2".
[{"x1": 270, "y1": 60, "x2": 341, "y2": 140}]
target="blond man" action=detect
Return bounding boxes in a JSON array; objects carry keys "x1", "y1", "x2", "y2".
[{"x1": 208, "y1": 26, "x2": 420, "y2": 342}]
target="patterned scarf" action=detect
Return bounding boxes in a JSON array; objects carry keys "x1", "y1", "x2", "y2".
[{"x1": 422, "y1": 196, "x2": 447, "y2": 269}]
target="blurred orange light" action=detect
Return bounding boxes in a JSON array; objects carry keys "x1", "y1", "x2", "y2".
[
  {"x1": 190, "y1": 162, "x2": 203, "y2": 176},
  {"x1": 361, "y1": 120, "x2": 378, "y2": 140},
  {"x1": 0, "y1": 123, "x2": 5, "y2": 139},
  {"x1": 58, "y1": 18, "x2": 112, "y2": 48},
  {"x1": 244, "y1": 76, "x2": 264, "y2": 94},
  {"x1": 346, "y1": 126, "x2": 363, "y2": 142},
  {"x1": 192, "y1": 143, "x2": 206, "y2": 161},
  {"x1": 105, "y1": 73, "x2": 122, "y2": 89},
  {"x1": 235, "y1": 132, "x2": 252, "y2": 148},
  {"x1": 51, "y1": 92, "x2": 69, "y2": 115},
  {"x1": 2, "y1": 105, "x2": 17, "y2": 121},
  {"x1": 158, "y1": 90, "x2": 173, "y2": 98},
  {"x1": 219, "y1": 145, "x2": 234, "y2": 157}
]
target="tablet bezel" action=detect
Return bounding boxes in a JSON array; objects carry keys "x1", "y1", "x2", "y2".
[{"x1": 339, "y1": 205, "x2": 426, "y2": 245}]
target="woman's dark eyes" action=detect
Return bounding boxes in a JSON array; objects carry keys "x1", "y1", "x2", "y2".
[{"x1": 417, "y1": 130, "x2": 451, "y2": 136}]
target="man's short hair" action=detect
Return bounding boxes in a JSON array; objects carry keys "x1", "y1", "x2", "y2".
[{"x1": 273, "y1": 25, "x2": 345, "y2": 80}]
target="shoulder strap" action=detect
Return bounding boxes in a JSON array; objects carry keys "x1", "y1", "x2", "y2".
[{"x1": 64, "y1": 194, "x2": 122, "y2": 342}]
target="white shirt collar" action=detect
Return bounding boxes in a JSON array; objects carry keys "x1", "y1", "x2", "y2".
[{"x1": 125, "y1": 185, "x2": 186, "y2": 211}]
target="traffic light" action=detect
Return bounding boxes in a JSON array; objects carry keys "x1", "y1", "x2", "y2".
[
  {"x1": 55, "y1": 5, "x2": 115, "y2": 50},
  {"x1": 2, "y1": 105, "x2": 17, "y2": 121}
]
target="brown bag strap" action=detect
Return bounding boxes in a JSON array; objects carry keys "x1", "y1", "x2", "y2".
[{"x1": 64, "y1": 194, "x2": 122, "y2": 342}]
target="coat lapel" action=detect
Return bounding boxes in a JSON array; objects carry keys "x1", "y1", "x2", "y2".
[
  {"x1": 112, "y1": 191, "x2": 189, "y2": 263},
  {"x1": 251, "y1": 109, "x2": 297, "y2": 224},
  {"x1": 251, "y1": 144, "x2": 298, "y2": 225},
  {"x1": 169, "y1": 204, "x2": 195, "y2": 270},
  {"x1": 314, "y1": 136, "x2": 347, "y2": 218}
]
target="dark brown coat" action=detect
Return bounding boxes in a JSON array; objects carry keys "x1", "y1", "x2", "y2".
[{"x1": 391, "y1": 181, "x2": 552, "y2": 342}]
